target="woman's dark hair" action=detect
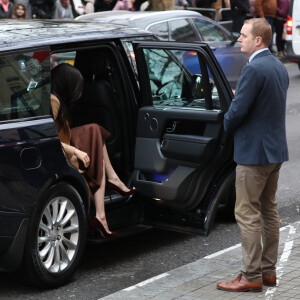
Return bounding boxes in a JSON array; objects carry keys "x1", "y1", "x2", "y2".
[{"x1": 51, "y1": 63, "x2": 83, "y2": 131}]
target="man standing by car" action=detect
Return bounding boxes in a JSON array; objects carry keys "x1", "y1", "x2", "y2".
[{"x1": 216, "y1": 18, "x2": 289, "y2": 292}]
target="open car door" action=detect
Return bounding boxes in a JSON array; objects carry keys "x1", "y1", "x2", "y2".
[{"x1": 132, "y1": 41, "x2": 236, "y2": 235}]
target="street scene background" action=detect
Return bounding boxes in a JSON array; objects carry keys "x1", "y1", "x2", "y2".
[{"x1": 0, "y1": 61, "x2": 299, "y2": 300}]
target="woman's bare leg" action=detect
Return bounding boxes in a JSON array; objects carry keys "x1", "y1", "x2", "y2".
[
  {"x1": 103, "y1": 144, "x2": 130, "y2": 192},
  {"x1": 94, "y1": 160, "x2": 111, "y2": 234}
]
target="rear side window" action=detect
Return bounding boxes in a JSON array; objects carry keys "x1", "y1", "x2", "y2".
[
  {"x1": 169, "y1": 19, "x2": 198, "y2": 42},
  {"x1": 0, "y1": 50, "x2": 51, "y2": 122},
  {"x1": 148, "y1": 22, "x2": 169, "y2": 41},
  {"x1": 193, "y1": 19, "x2": 229, "y2": 42}
]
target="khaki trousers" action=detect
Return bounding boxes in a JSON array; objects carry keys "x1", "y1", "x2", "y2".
[{"x1": 235, "y1": 163, "x2": 282, "y2": 282}]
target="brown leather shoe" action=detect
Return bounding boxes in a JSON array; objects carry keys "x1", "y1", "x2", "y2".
[
  {"x1": 262, "y1": 275, "x2": 277, "y2": 287},
  {"x1": 217, "y1": 274, "x2": 263, "y2": 292}
]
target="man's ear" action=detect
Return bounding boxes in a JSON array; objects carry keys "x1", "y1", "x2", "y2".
[{"x1": 256, "y1": 36, "x2": 263, "y2": 47}]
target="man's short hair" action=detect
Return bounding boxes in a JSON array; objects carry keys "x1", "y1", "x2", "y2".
[{"x1": 244, "y1": 18, "x2": 272, "y2": 47}]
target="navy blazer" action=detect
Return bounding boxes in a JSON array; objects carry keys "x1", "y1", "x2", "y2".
[{"x1": 224, "y1": 50, "x2": 289, "y2": 165}]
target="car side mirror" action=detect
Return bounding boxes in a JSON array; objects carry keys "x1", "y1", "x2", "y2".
[
  {"x1": 192, "y1": 74, "x2": 204, "y2": 99},
  {"x1": 192, "y1": 74, "x2": 215, "y2": 100}
]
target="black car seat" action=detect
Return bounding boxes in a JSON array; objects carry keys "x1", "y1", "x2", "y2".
[{"x1": 71, "y1": 49, "x2": 123, "y2": 172}]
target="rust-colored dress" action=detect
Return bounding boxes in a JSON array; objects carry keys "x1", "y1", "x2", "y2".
[{"x1": 51, "y1": 94, "x2": 110, "y2": 194}]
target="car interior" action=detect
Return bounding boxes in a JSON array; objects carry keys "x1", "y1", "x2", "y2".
[
  {"x1": 50, "y1": 46, "x2": 134, "y2": 202},
  {"x1": 50, "y1": 42, "x2": 232, "y2": 216}
]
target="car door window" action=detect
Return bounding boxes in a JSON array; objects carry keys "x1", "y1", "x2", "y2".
[
  {"x1": 193, "y1": 18, "x2": 229, "y2": 42},
  {"x1": 169, "y1": 19, "x2": 198, "y2": 42},
  {"x1": 0, "y1": 50, "x2": 51, "y2": 122},
  {"x1": 142, "y1": 48, "x2": 220, "y2": 110},
  {"x1": 148, "y1": 22, "x2": 169, "y2": 41}
]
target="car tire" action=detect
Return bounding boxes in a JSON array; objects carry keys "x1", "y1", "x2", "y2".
[{"x1": 22, "y1": 182, "x2": 87, "y2": 288}]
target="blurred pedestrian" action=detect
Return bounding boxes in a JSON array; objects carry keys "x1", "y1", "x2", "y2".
[
  {"x1": 249, "y1": 0, "x2": 256, "y2": 17},
  {"x1": 274, "y1": 0, "x2": 290, "y2": 57},
  {"x1": 255, "y1": 0, "x2": 277, "y2": 52},
  {"x1": 70, "y1": 0, "x2": 85, "y2": 16},
  {"x1": 194, "y1": 0, "x2": 217, "y2": 18},
  {"x1": 113, "y1": 0, "x2": 135, "y2": 10},
  {"x1": 212, "y1": 0, "x2": 230, "y2": 21},
  {"x1": 94, "y1": 0, "x2": 117, "y2": 11},
  {"x1": 230, "y1": 0, "x2": 250, "y2": 33},
  {"x1": 16, "y1": 0, "x2": 31, "y2": 18},
  {"x1": 147, "y1": 0, "x2": 175, "y2": 10},
  {"x1": 12, "y1": 2, "x2": 27, "y2": 18},
  {"x1": 0, "y1": 0, "x2": 13, "y2": 18},
  {"x1": 85, "y1": 0, "x2": 95, "y2": 13},
  {"x1": 175, "y1": 0, "x2": 188, "y2": 9},
  {"x1": 70, "y1": 0, "x2": 94, "y2": 16},
  {"x1": 55, "y1": 0, "x2": 74, "y2": 18},
  {"x1": 217, "y1": 18, "x2": 289, "y2": 293},
  {"x1": 31, "y1": 0, "x2": 56, "y2": 18}
]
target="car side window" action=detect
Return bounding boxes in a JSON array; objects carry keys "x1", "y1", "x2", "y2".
[
  {"x1": 193, "y1": 19, "x2": 229, "y2": 42},
  {"x1": 142, "y1": 48, "x2": 220, "y2": 110},
  {"x1": 169, "y1": 19, "x2": 198, "y2": 42},
  {"x1": 0, "y1": 50, "x2": 51, "y2": 122},
  {"x1": 148, "y1": 22, "x2": 169, "y2": 41}
]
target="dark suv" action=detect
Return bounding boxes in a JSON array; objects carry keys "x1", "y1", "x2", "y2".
[{"x1": 0, "y1": 19, "x2": 235, "y2": 288}]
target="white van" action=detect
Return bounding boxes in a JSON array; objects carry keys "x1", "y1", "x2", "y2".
[{"x1": 286, "y1": 0, "x2": 300, "y2": 70}]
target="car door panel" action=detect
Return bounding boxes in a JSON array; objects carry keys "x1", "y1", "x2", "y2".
[
  {"x1": 133, "y1": 41, "x2": 233, "y2": 211},
  {"x1": 134, "y1": 107, "x2": 223, "y2": 203},
  {"x1": 135, "y1": 106, "x2": 223, "y2": 169}
]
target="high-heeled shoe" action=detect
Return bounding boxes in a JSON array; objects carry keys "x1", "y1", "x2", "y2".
[
  {"x1": 90, "y1": 217, "x2": 117, "y2": 239},
  {"x1": 106, "y1": 181, "x2": 137, "y2": 197}
]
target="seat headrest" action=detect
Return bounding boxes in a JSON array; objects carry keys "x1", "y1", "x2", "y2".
[{"x1": 75, "y1": 49, "x2": 111, "y2": 82}]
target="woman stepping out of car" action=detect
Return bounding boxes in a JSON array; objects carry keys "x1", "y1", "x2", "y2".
[{"x1": 51, "y1": 63, "x2": 137, "y2": 238}]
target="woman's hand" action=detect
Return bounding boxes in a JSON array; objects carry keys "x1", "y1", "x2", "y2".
[{"x1": 74, "y1": 149, "x2": 90, "y2": 168}]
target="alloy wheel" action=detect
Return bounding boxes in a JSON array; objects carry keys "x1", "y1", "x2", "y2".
[{"x1": 38, "y1": 197, "x2": 79, "y2": 273}]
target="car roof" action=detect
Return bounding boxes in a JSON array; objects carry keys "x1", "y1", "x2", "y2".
[
  {"x1": 76, "y1": 10, "x2": 205, "y2": 28},
  {"x1": 0, "y1": 19, "x2": 152, "y2": 52}
]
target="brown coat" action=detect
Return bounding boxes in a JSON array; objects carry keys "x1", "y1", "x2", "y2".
[{"x1": 255, "y1": 0, "x2": 277, "y2": 17}]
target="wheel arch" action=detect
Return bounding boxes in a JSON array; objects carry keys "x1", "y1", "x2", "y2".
[
  {"x1": 0, "y1": 169, "x2": 90, "y2": 273},
  {"x1": 33, "y1": 169, "x2": 91, "y2": 217}
]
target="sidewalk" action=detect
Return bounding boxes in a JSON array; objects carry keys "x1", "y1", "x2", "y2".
[{"x1": 100, "y1": 220, "x2": 300, "y2": 300}]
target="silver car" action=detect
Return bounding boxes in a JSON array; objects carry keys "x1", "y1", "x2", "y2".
[{"x1": 76, "y1": 10, "x2": 248, "y2": 88}]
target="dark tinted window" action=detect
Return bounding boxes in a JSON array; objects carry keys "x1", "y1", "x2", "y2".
[
  {"x1": 0, "y1": 50, "x2": 51, "y2": 121},
  {"x1": 148, "y1": 22, "x2": 169, "y2": 41},
  {"x1": 193, "y1": 18, "x2": 229, "y2": 42},
  {"x1": 169, "y1": 19, "x2": 198, "y2": 42}
]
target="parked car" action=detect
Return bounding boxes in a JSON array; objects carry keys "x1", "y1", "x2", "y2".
[
  {"x1": 286, "y1": 0, "x2": 300, "y2": 70},
  {"x1": 76, "y1": 10, "x2": 248, "y2": 89},
  {"x1": 0, "y1": 19, "x2": 236, "y2": 288}
]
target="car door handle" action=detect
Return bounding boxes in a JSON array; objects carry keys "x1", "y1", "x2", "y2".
[
  {"x1": 166, "y1": 121, "x2": 180, "y2": 133},
  {"x1": 210, "y1": 47, "x2": 216, "y2": 51}
]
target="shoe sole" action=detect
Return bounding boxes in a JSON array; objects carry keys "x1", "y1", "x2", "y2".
[{"x1": 217, "y1": 286, "x2": 263, "y2": 292}]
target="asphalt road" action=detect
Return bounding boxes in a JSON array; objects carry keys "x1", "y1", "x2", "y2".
[{"x1": 0, "y1": 62, "x2": 300, "y2": 300}]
